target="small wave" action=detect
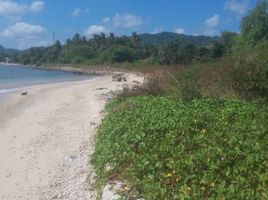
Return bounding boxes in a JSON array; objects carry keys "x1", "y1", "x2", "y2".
[{"x1": 0, "y1": 88, "x2": 19, "y2": 94}]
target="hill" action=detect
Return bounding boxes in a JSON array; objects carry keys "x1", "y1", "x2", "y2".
[
  {"x1": 0, "y1": 45, "x2": 5, "y2": 52},
  {"x1": 139, "y1": 32, "x2": 220, "y2": 46},
  {"x1": 0, "y1": 45, "x2": 20, "y2": 55},
  {"x1": 5, "y1": 32, "x2": 225, "y2": 65}
]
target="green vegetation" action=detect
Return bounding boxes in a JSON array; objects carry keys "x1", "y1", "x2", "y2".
[
  {"x1": 91, "y1": 1, "x2": 268, "y2": 199},
  {"x1": 138, "y1": 32, "x2": 219, "y2": 46},
  {"x1": 1, "y1": 1, "x2": 267, "y2": 199},
  {"x1": 92, "y1": 97, "x2": 268, "y2": 199},
  {"x1": 226, "y1": 0, "x2": 268, "y2": 100},
  {"x1": 4, "y1": 31, "x2": 232, "y2": 66}
]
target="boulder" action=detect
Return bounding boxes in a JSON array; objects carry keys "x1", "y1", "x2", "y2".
[
  {"x1": 112, "y1": 74, "x2": 127, "y2": 82},
  {"x1": 21, "y1": 92, "x2": 28, "y2": 96}
]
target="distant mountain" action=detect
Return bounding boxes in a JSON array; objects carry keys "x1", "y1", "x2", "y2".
[
  {"x1": 139, "y1": 32, "x2": 220, "y2": 47},
  {"x1": 0, "y1": 45, "x2": 20, "y2": 55},
  {"x1": 0, "y1": 45, "x2": 5, "y2": 52}
]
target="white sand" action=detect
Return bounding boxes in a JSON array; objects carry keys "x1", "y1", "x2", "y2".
[{"x1": 0, "y1": 74, "x2": 142, "y2": 200}]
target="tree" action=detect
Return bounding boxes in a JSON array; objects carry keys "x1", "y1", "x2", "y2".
[
  {"x1": 108, "y1": 33, "x2": 115, "y2": 46},
  {"x1": 221, "y1": 31, "x2": 237, "y2": 53},
  {"x1": 131, "y1": 32, "x2": 141, "y2": 48},
  {"x1": 183, "y1": 44, "x2": 197, "y2": 63},
  {"x1": 65, "y1": 38, "x2": 72, "y2": 48},
  {"x1": 198, "y1": 47, "x2": 210, "y2": 62},
  {"x1": 72, "y1": 33, "x2": 81, "y2": 44},
  {"x1": 229, "y1": 0, "x2": 268, "y2": 99},
  {"x1": 240, "y1": 0, "x2": 268, "y2": 46},
  {"x1": 111, "y1": 46, "x2": 137, "y2": 62},
  {"x1": 210, "y1": 43, "x2": 225, "y2": 59}
]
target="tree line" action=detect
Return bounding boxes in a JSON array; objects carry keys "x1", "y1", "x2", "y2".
[{"x1": 5, "y1": 31, "x2": 237, "y2": 66}]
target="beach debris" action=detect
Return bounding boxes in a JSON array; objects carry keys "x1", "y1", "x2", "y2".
[
  {"x1": 90, "y1": 121, "x2": 96, "y2": 126},
  {"x1": 63, "y1": 155, "x2": 77, "y2": 166},
  {"x1": 112, "y1": 74, "x2": 127, "y2": 82},
  {"x1": 52, "y1": 193, "x2": 62, "y2": 199},
  {"x1": 100, "y1": 93, "x2": 113, "y2": 101},
  {"x1": 102, "y1": 181, "x2": 122, "y2": 200},
  {"x1": 133, "y1": 80, "x2": 140, "y2": 85},
  {"x1": 21, "y1": 91, "x2": 28, "y2": 96},
  {"x1": 94, "y1": 87, "x2": 107, "y2": 90},
  {"x1": 6, "y1": 172, "x2": 12, "y2": 178}
]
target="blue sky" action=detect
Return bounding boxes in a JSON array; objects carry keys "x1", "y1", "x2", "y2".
[{"x1": 0, "y1": 0, "x2": 258, "y2": 49}]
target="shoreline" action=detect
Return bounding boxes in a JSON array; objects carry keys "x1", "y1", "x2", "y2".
[
  {"x1": 0, "y1": 63, "x2": 102, "y2": 97},
  {"x1": 0, "y1": 62, "x2": 131, "y2": 76},
  {"x1": 0, "y1": 76, "x2": 97, "y2": 97},
  {"x1": 0, "y1": 74, "x2": 143, "y2": 200}
]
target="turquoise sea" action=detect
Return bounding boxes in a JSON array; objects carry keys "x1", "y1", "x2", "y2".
[{"x1": 0, "y1": 64, "x2": 91, "y2": 95}]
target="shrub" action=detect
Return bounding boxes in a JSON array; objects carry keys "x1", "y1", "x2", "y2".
[
  {"x1": 228, "y1": 0, "x2": 268, "y2": 100},
  {"x1": 117, "y1": 72, "x2": 172, "y2": 98},
  {"x1": 227, "y1": 45, "x2": 268, "y2": 100},
  {"x1": 176, "y1": 66, "x2": 202, "y2": 102},
  {"x1": 92, "y1": 97, "x2": 268, "y2": 199},
  {"x1": 72, "y1": 56, "x2": 84, "y2": 64},
  {"x1": 112, "y1": 46, "x2": 137, "y2": 62},
  {"x1": 117, "y1": 64, "x2": 231, "y2": 101},
  {"x1": 210, "y1": 43, "x2": 225, "y2": 59}
]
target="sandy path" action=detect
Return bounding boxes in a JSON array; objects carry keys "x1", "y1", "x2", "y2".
[{"x1": 0, "y1": 74, "x2": 142, "y2": 200}]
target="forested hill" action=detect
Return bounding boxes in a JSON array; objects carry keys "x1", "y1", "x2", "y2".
[
  {"x1": 139, "y1": 32, "x2": 220, "y2": 46},
  {"x1": 0, "y1": 45, "x2": 20, "y2": 62},
  {"x1": 0, "y1": 45, "x2": 6, "y2": 61},
  {"x1": 0, "y1": 45, "x2": 5, "y2": 52},
  {"x1": 4, "y1": 31, "x2": 235, "y2": 66}
]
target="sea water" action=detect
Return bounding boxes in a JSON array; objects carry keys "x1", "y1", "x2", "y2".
[{"x1": 0, "y1": 64, "x2": 91, "y2": 96}]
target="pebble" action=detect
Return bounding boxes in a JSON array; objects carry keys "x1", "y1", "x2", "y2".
[
  {"x1": 6, "y1": 172, "x2": 12, "y2": 178},
  {"x1": 90, "y1": 121, "x2": 96, "y2": 126}
]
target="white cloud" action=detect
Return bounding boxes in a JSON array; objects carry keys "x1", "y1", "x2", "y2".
[
  {"x1": 203, "y1": 29, "x2": 220, "y2": 36},
  {"x1": 16, "y1": 39, "x2": 49, "y2": 50},
  {"x1": 152, "y1": 27, "x2": 163, "y2": 34},
  {"x1": 2, "y1": 22, "x2": 46, "y2": 38},
  {"x1": 0, "y1": 0, "x2": 44, "y2": 19},
  {"x1": 113, "y1": 13, "x2": 143, "y2": 28},
  {"x1": 0, "y1": 0, "x2": 27, "y2": 19},
  {"x1": 205, "y1": 14, "x2": 220, "y2": 28},
  {"x1": 203, "y1": 14, "x2": 220, "y2": 36},
  {"x1": 30, "y1": 1, "x2": 44, "y2": 13},
  {"x1": 174, "y1": 27, "x2": 185, "y2": 34},
  {"x1": 71, "y1": 8, "x2": 80, "y2": 17},
  {"x1": 85, "y1": 25, "x2": 108, "y2": 37},
  {"x1": 102, "y1": 17, "x2": 110, "y2": 23},
  {"x1": 2, "y1": 22, "x2": 48, "y2": 49},
  {"x1": 191, "y1": 33, "x2": 201, "y2": 36},
  {"x1": 224, "y1": 0, "x2": 249, "y2": 16}
]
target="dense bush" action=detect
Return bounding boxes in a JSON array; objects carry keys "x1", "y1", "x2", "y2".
[
  {"x1": 117, "y1": 65, "x2": 232, "y2": 102},
  {"x1": 176, "y1": 66, "x2": 202, "y2": 102},
  {"x1": 92, "y1": 97, "x2": 268, "y2": 199},
  {"x1": 228, "y1": 0, "x2": 268, "y2": 100},
  {"x1": 111, "y1": 46, "x2": 137, "y2": 62},
  {"x1": 227, "y1": 49, "x2": 268, "y2": 100},
  {"x1": 117, "y1": 73, "x2": 172, "y2": 98}
]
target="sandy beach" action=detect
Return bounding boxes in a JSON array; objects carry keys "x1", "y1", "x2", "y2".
[{"x1": 0, "y1": 74, "x2": 142, "y2": 200}]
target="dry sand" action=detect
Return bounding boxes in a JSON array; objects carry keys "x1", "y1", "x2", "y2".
[{"x1": 0, "y1": 74, "x2": 143, "y2": 200}]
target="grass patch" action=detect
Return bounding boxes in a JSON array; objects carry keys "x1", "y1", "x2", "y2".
[{"x1": 92, "y1": 96, "x2": 268, "y2": 199}]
